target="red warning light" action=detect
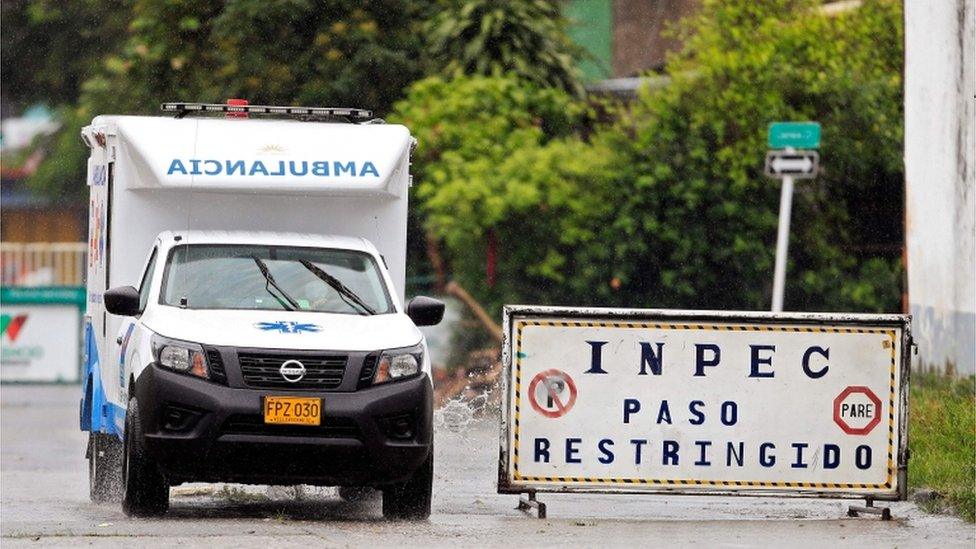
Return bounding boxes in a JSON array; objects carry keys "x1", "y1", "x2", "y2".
[{"x1": 226, "y1": 98, "x2": 248, "y2": 118}]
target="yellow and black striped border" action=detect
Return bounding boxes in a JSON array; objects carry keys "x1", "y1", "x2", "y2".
[{"x1": 511, "y1": 319, "x2": 899, "y2": 491}]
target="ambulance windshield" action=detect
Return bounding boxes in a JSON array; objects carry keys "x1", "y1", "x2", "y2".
[{"x1": 160, "y1": 244, "x2": 394, "y2": 314}]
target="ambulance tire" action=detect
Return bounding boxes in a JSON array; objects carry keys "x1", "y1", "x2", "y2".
[
  {"x1": 88, "y1": 432, "x2": 123, "y2": 503},
  {"x1": 381, "y1": 449, "x2": 432, "y2": 520},
  {"x1": 121, "y1": 398, "x2": 169, "y2": 517}
]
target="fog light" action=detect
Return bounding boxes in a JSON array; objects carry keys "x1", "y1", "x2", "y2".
[
  {"x1": 391, "y1": 417, "x2": 413, "y2": 439},
  {"x1": 162, "y1": 405, "x2": 200, "y2": 432},
  {"x1": 380, "y1": 412, "x2": 415, "y2": 440}
]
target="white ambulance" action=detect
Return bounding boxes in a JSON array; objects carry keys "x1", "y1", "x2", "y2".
[{"x1": 79, "y1": 102, "x2": 443, "y2": 519}]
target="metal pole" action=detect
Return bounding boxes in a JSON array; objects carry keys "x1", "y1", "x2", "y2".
[{"x1": 771, "y1": 175, "x2": 794, "y2": 312}]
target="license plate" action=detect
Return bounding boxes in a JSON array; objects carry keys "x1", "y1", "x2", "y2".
[{"x1": 263, "y1": 396, "x2": 321, "y2": 426}]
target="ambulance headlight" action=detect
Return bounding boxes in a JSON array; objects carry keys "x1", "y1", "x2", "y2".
[
  {"x1": 151, "y1": 335, "x2": 209, "y2": 379},
  {"x1": 373, "y1": 343, "x2": 424, "y2": 384}
]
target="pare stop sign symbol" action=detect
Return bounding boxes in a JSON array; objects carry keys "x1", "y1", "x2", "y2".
[{"x1": 833, "y1": 386, "x2": 883, "y2": 435}]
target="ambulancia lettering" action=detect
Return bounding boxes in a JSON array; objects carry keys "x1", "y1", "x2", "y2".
[{"x1": 166, "y1": 158, "x2": 381, "y2": 178}]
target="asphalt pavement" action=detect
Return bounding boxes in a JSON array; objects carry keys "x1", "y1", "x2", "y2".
[{"x1": 1, "y1": 385, "x2": 973, "y2": 548}]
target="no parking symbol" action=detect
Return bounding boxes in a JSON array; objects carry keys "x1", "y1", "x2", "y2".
[{"x1": 528, "y1": 369, "x2": 577, "y2": 418}]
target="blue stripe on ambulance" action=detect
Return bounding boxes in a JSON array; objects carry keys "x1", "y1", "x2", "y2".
[{"x1": 79, "y1": 320, "x2": 125, "y2": 439}]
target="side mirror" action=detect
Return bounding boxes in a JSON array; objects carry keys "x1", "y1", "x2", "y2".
[
  {"x1": 104, "y1": 286, "x2": 141, "y2": 316},
  {"x1": 406, "y1": 296, "x2": 445, "y2": 327}
]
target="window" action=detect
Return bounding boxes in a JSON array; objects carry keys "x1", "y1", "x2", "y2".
[
  {"x1": 138, "y1": 248, "x2": 158, "y2": 312},
  {"x1": 159, "y1": 244, "x2": 394, "y2": 315}
]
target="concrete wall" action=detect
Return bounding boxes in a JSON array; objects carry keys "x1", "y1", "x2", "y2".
[{"x1": 904, "y1": 0, "x2": 975, "y2": 375}]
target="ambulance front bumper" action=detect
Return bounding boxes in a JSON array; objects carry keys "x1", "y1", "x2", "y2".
[{"x1": 134, "y1": 364, "x2": 433, "y2": 487}]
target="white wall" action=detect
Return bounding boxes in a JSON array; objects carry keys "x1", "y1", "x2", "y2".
[{"x1": 904, "y1": 0, "x2": 975, "y2": 375}]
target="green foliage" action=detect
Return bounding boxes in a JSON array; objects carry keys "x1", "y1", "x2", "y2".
[
  {"x1": 392, "y1": 75, "x2": 607, "y2": 308},
  {"x1": 25, "y1": 106, "x2": 93, "y2": 201},
  {"x1": 400, "y1": 0, "x2": 904, "y2": 314},
  {"x1": 12, "y1": 0, "x2": 904, "y2": 316},
  {"x1": 425, "y1": 0, "x2": 584, "y2": 96},
  {"x1": 22, "y1": 0, "x2": 435, "y2": 199},
  {"x1": 593, "y1": 0, "x2": 904, "y2": 311},
  {"x1": 393, "y1": 75, "x2": 584, "y2": 201},
  {"x1": 15, "y1": 0, "x2": 592, "y2": 205},
  {"x1": 0, "y1": 1, "x2": 128, "y2": 109},
  {"x1": 80, "y1": 0, "x2": 432, "y2": 114},
  {"x1": 909, "y1": 374, "x2": 976, "y2": 522}
]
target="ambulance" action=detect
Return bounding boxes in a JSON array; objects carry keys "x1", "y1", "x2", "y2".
[{"x1": 79, "y1": 102, "x2": 443, "y2": 519}]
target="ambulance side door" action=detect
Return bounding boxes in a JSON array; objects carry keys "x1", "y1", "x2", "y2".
[{"x1": 117, "y1": 246, "x2": 158, "y2": 402}]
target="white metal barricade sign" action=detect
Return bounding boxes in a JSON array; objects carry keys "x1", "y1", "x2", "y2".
[{"x1": 499, "y1": 307, "x2": 911, "y2": 501}]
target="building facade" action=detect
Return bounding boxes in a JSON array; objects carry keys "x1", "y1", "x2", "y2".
[{"x1": 566, "y1": 0, "x2": 699, "y2": 84}]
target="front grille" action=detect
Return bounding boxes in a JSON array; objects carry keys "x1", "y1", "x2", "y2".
[
  {"x1": 357, "y1": 353, "x2": 378, "y2": 389},
  {"x1": 220, "y1": 414, "x2": 361, "y2": 439},
  {"x1": 237, "y1": 352, "x2": 347, "y2": 390},
  {"x1": 205, "y1": 348, "x2": 227, "y2": 385}
]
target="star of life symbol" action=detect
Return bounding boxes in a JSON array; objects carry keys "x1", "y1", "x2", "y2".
[{"x1": 256, "y1": 321, "x2": 322, "y2": 334}]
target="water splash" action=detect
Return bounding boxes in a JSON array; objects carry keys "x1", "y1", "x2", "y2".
[{"x1": 434, "y1": 385, "x2": 494, "y2": 433}]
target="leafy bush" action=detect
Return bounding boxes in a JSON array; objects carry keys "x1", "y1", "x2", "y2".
[
  {"x1": 392, "y1": 75, "x2": 608, "y2": 309},
  {"x1": 424, "y1": 0, "x2": 583, "y2": 95},
  {"x1": 596, "y1": 0, "x2": 904, "y2": 311},
  {"x1": 398, "y1": 0, "x2": 904, "y2": 314}
]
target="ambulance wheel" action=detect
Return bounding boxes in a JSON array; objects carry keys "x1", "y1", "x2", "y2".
[
  {"x1": 121, "y1": 398, "x2": 169, "y2": 517},
  {"x1": 382, "y1": 450, "x2": 432, "y2": 520},
  {"x1": 88, "y1": 432, "x2": 123, "y2": 503}
]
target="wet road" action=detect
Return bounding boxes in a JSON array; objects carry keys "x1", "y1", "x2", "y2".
[{"x1": 2, "y1": 385, "x2": 973, "y2": 547}]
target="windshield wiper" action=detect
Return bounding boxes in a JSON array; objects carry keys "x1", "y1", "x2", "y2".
[
  {"x1": 299, "y1": 259, "x2": 377, "y2": 315},
  {"x1": 252, "y1": 256, "x2": 300, "y2": 311}
]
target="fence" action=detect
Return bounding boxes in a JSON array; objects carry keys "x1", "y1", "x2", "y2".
[
  {"x1": 1, "y1": 242, "x2": 86, "y2": 382},
  {"x1": 0, "y1": 242, "x2": 87, "y2": 287}
]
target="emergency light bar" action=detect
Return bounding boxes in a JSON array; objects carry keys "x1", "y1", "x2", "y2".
[{"x1": 161, "y1": 102, "x2": 373, "y2": 121}]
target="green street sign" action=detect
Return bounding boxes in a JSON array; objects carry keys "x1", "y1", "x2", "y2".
[{"x1": 768, "y1": 121, "x2": 821, "y2": 149}]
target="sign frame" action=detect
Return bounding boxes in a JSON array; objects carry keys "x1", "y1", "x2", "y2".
[{"x1": 498, "y1": 305, "x2": 911, "y2": 502}]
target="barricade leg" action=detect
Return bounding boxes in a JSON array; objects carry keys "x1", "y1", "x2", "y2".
[
  {"x1": 516, "y1": 491, "x2": 546, "y2": 519},
  {"x1": 847, "y1": 497, "x2": 891, "y2": 520}
]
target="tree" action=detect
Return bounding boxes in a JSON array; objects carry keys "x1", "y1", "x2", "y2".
[
  {"x1": 597, "y1": 0, "x2": 904, "y2": 312},
  {"x1": 391, "y1": 75, "x2": 605, "y2": 310},
  {"x1": 424, "y1": 0, "x2": 584, "y2": 96},
  {"x1": 399, "y1": 0, "x2": 905, "y2": 314},
  {"x1": 78, "y1": 0, "x2": 433, "y2": 114},
  {"x1": 23, "y1": 0, "x2": 435, "y2": 200},
  {"x1": 0, "y1": 0, "x2": 127, "y2": 111}
]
